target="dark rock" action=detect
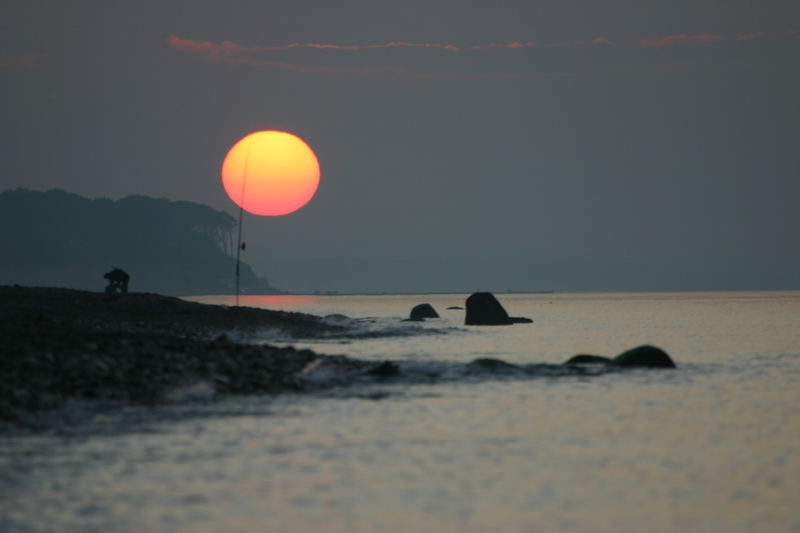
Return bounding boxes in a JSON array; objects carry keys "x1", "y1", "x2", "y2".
[
  {"x1": 446, "y1": 306, "x2": 464, "y2": 310},
  {"x1": 364, "y1": 361, "x2": 401, "y2": 378},
  {"x1": 564, "y1": 354, "x2": 613, "y2": 365},
  {"x1": 509, "y1": 317, "x2": 533, "y2": 324},
  {"x1": 323, "y1": 313, "x2": 351, "y2": 326},
  {"x1": 401, "y1": 317, "x2": 425, "y2": 322},
  {"x1": 465, "y1": 292, "x2": 512, "y2": 325},
  {"x1": 467, "y1": 358, "x2": 520, "y2": 374},
  {"x1": 612, "y1": 345, "x2": 676, "y2": 368},
  {"x1": 409, "y1": 303, "x2": 439, "y2": 320}
]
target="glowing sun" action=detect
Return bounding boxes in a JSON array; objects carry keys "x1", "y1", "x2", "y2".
[{"x1": 221, "y1": 131, "x2": 320, "y2": 216}]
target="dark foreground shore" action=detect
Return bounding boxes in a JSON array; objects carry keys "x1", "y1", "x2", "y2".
[{"x1": 0, "y1": 286, "x2": 369, "y2": 422}]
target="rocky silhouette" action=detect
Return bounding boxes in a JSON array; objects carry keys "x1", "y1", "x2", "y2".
[
  {"x1": 564, "y1": 345, "x2": 676, "y2": 368},
  {"x1": 612, "y1": 345, "x2": 676, "y2": 368},
  {"x1": 564, "y1": 354, "x2": 613, "y2": 365},
  {"x1": 464, "y1": 292, "x2": 532, "y2": 325},
  {"x1": 409, "y1": 303, "x2": 439, "y2": 320}
]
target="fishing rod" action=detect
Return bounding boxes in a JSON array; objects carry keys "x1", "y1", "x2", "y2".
[{"x1": 235, "y1": 136, "x2": 253, "y2": 307}]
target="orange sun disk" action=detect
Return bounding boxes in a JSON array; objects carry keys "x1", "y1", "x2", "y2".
[{"x1": 221, "y1": 131, "x2": 320, "y2": 216}]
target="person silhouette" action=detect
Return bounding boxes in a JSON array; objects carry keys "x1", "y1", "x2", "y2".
[{"x1": 104, "y1": 267, "x2": 130, "y2": 293}]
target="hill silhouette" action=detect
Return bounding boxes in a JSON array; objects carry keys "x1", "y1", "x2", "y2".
[{"x1": 0, "y1": 189, "x2": 276, "y2": 295}]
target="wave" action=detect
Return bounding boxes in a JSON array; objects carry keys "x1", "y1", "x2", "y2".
[
  {"x1": 264, "y1": 314, "x2": 465, "y2": 342},
  {"x1": 296, "y1": 356, "x2": 610, "y2": 388}
]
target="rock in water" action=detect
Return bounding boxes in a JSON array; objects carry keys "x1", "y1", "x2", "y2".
[
  {"x1": 409, "y1": 303, "x2": 439, "y2": 320},
  {"x1": 467, "y1": 357, "x2": 520, "y2": 374},
  {"x1": 564, "y1": 354, "x2": 613, "y2": 365},
  {"x1": 465, "y1": 292, "x2": 532, "y2": 325},
  {"x1": 612, "y1": 345, "x2": 676, "y2": 368},
  {"x1": 364, "y1": 361, "x2": 401, "y2": 378}
]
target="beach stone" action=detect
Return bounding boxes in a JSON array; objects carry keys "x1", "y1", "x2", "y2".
[
  {"x1": 446, "y1": 306, "x2": 464, "y2": 310},
  {"x1": 564, "y1": 354, "x2": 612, "y2": 365},
  {"x1": 409, "y1": 303, "x2": 439, "y2": 320},
  {"x1": 612, "y1": 345, "x2": 676, "y2": 368},
  {"x1": 465, "y1": 292, "x2": 513, "y2": 325}
]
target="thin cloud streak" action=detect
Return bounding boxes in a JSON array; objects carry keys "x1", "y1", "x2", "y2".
[
  {"x1": 167, "y1": 36, "x2": 420, "y2": 76},
  {"x1": 468, "y1": 38, "x2": 612, "y2": 50},
  {"x1": 639, "y1": 33, "x2": 727, "y2": 47},
  {"x1": 167, "y1": 31, "x2": 797, "y2": 78},
  {"x1": 167, "y1": 36, "x2": 460, "y2": 56},
  {"x1": 166, "y1": 35, "x2": 617, "y2": 79},
  {"x1": 638, "y1": 29, "x2": 793, "y2": 47},
  {"x1": 167, "y1": 35, "x2": 613, "y2": 59}
]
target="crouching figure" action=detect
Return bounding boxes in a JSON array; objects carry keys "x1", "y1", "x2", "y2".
[{"x1": 104, "y1": 267, "x2": 130, "y2": 294}]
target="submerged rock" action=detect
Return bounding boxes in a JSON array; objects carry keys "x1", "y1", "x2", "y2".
[
  {"x1": 409, "y1": 303, "x2": 439, "y2": 320},
  {"x1": 564, "y1": 354, "x2": 613, "y2": 365},
  {"x1": 467, "y1": 357, "x2": 520, "y2": 374},
  {"x1": 612, "y1": 345, "x2": 676, "y2": 368},
  {"x1": 364, "y1": 361, "x2": 401, "y2": 378},
  {"x1": 465, "y1": 292, "x2": 531, "y2": 325},
  {"x1": 563, "y1": 345, "x2": 676, "y2": 368}
]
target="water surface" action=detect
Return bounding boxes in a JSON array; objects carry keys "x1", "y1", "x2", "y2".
[{"x1": 2, "y1": 292, "x2": 798, "y2": 532}]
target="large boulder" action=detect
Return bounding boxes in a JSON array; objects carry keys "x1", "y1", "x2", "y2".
[
  {"x1": 465, "y1": 292, "x2": 532, "y2": 325},
  {"x1": 409, "y1": 303, "x2": 439, "y2": 320},
  {"x1": 563, "y1": 346, "x2": 675, "y2": 368},
  {"x1": 611, "y1": 345, "x2": 676, "y2": 368},
  {"x1": 465, "y1": 292, "x2": 512, "y2": 325}
]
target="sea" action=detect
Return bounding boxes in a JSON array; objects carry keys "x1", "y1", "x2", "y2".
[{"x1": 1, "y1": 292, "x2": 799, "y2": 533}]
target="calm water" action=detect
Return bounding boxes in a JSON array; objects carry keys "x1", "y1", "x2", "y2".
[{"x1": 2, "y1": 292, "x2": 799, "y2": 533}]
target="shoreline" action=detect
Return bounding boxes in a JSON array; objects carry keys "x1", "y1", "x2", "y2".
[{"x1": 0, "y1": 286, "x2": 372, "y2": 423}]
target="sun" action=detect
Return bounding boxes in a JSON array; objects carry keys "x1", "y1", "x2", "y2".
[{"x1": 221, "y1": 131, "x2": 320, "y2": 216}]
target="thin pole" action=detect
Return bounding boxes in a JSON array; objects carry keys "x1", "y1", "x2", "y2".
[
  {"x1": 235, "y1": 205, "x2": 244, "y2": 306},
  {"x1": 235, "y1": 137, "x2": 253, "y2": 306}
]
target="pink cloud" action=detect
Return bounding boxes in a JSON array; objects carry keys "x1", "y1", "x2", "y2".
[
  {"x1": 167, "y1": 35, "x2": 620, "y2": 63},
  {"x1": 167, "y1": 36, "x2": 432, "y2": 77},
  {"x1": 735, "y1": 32, "x2": 769, "y2": 41},
  {"x1": 639, "y1": 33, "x2": 728, "y2": 47},
  {"x1": 470, "y1": 41, "x2": 538, "y2": 50},
  {"x1": 269, "y1": 41, "x2": 461, "y2": 52},
  {"x1": 167, "y1": 31, "x2": 788, "y2": 79},
  {"x1": 166, "y1": 35, "x2": 460, "y2": 57},
  {"x1": 0, "y1": 53, "x2": 43, "y2": 69}
]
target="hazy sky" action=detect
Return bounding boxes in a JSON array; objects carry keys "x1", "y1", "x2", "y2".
[{"x1": 2, "y1": 1, "x2": 798, "y2": 292}]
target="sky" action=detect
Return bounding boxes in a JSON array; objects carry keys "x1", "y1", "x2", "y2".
[{"x1": 2, "y1": 0, "x2": 799, "y2": 293}]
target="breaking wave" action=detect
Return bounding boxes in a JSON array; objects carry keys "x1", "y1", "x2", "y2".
[{"x1": 296, "y1": 356, "x2": 611, "y2": 388}]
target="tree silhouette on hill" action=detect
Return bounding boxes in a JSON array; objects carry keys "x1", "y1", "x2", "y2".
[{"x1": 0, "y1": 189, "x2": 276, "y2": 295}]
